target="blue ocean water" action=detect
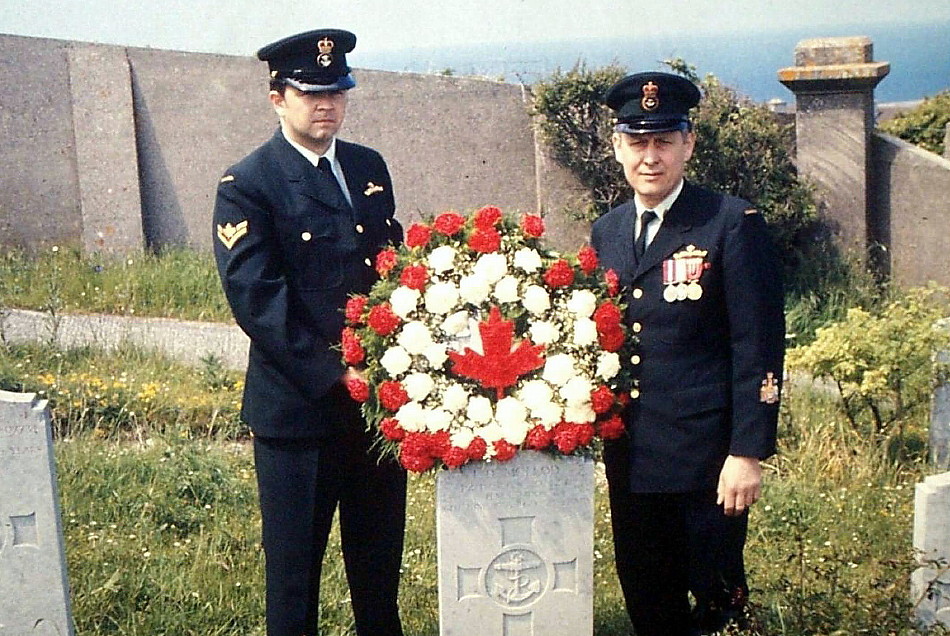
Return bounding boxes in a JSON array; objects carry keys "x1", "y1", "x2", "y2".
[{"x1": 358, "y1": 20, "x2": 950, "y2": 104}]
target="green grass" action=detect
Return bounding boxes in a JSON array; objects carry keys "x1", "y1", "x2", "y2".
[{"x1": 50, "y1": 378, "x2": 947, "y2": 635}]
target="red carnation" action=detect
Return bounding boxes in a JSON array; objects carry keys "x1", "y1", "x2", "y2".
[
  {"x1": 346, "y1": 377, "x2": 369, "y2": 403},
  {"x1": 474, "y1": 205, "x2": 503, "y2": 229},
  {"x1": 427, "y1": 430, "x2": 452, "y2": 458},
  {"x1": 466, "y1": 437, "x2": 488, "y2": 460},
  {"x1": 617, "y1": 391, "x2": 631, "y2": 407},
  {"x1": 577, "y1": 245, "x2": 599, "y2": 274},
  {"x1": 591, "y1": 385, "x2": 615, "y2": 414},
  {"x1": 433, "y1": 211, "x2": 466, "y2": 235},
  {"x1": 599, "y1": 414, "x2": 625, "y2": 440},
  {"x1": 575, "y1": 422, "x2": 595, "y2": 446},
  {"x1": 605, "y1": 269, "x2": 620, "y2": 297},
  {"x1": 553, "y1": 422, "x2": 581, "y2": 454},
  {"x1": 598, "y1": 326, "x2": 625, "y2": 352},
  {"x1": 443, "y1": 446, "x2": 470, "y2": 469},
  {"x1": 367, "y1": 303, "x2": 401, "y2": 336},
  {"x1": 520, "y1": 214, "x2": 545, "y2": 238},
  {"x1": 468, "y1": 228, "x2": 501, "y2": 253},
  {"x1": 543, "y1": 259, "x2": 575, "y2": 288},
  {"x1": 375, "y1": 248, "x2": 398, "y2": 276},
  {"x1": 594, "y1": 301, "x2": 623, "y2": 330},
  {"x1": 405, "y1": 223, "x2": 433, "y2": 248},
  {"x1": 345, "y1": 295, "x2": 368, "y2": 325},
  {"x1": 525, "y1": 425, "x2": 553, "y2": 450},
  {"x1": 400, "y1": 434, "x2": 435, "y2": 473},
  {"x1": 341, "y1": 328, "x2": 365, "y2": 365},
  {"x1": 493, "y1": 440, "x2": 518, "y2": 462},
  {"x1": 378, "y1": 380, "x2": 409, "y2": 412},
  {"x1": 379, "y1": 417, "x2": 405, "y2": 441},
  {"x1": 399, "y1": 264, "x2": 429, "y2": 291}
]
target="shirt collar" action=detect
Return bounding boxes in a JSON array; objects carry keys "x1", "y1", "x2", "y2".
[
  {"x1": 281, "y1": 127, "x2": 337, "y2": 168},
  {"x1": 634, "y1": 178, "x2": 685, "y2": 222}
]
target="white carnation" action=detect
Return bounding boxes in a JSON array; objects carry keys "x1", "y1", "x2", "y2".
[
  {"x1": 428, "y1": 245, "x2": 457, "y2": 273},
  {"x1": 542, "y1": 353, "x2": 577, "y2": 386},
  {"x1": 380, "y1": 346, "x2": 412, "y2": 377},
  {"x1": 560, "y1": 376, "x2": 594, "y2": 406},
  {"x1": 395, "y1": 402, "x2": 426, "y2": 432},
  {"x1": 473, "y1": 253, "x2": 508, "y2": 283},
  {"x1": 529, "y1": 320, "x2": 560, "y2": 346},
  {"x1": 450, "y1": 427, "x2": 476, "y2": 449},
  {"x1": 403, "y1": 372, "x2": 435, "y2": 402},
  {"x1": 390, "y1": 286, "x2": 420, "y2": 320},
  {"x1": 441, "y1": 310, "x2": 471, "y2": 336},
  {"x1": 573, "y1": 318, "x2": 599, "y2": 346},
  {"x1": 493, "y1": 276, "x2": 521, "y2": 304},
  {"x1": 564, "y1": 403, "x2": 596, "y2": 424},
  {"x1": 475, "y1": 422, "x2": 504, "y2": 445},
  {"x1": 495, "y1": 396, "x2": 529, "y2": 428},
  {"x1": 518, "y1": 379, "x2": 554, "y2": 412},
  {"x1": 596, "y1": 352, "x2": 621, "y2": 380},
  {"x1": 513, "y1": 247, "x2": 543, "y2": 273},
  {"x1": 397, "y1": 321, "x2": 434, "y2": 355},
  {"x1": 425, "y1": 408, "x2": 453, "y2": 433},
  {"x1": 533, "y1": 402, "x2": 563, "y2": 427},
  {"x1": 459, "y1": 274, "x2": 492, "y2": 304},
  {"x1": 566, "y1": 289, "x2": 598, "y2": 317},
  {"x1": 422, "y1": 342, "x2": 448, "y2": 369},
  {"x1": 424, "y1": 282, "x2": 460, "y2": 315},
  {"x1": 500, "y1": 419, "x2": 530, "y2": 446},
  {"x1": 466, "y1": 395, "x2": 494, "y2": 424},
  {"x1": 442, "y1": 383, "x2": 470, "y2": 412},
  {"x1": 522, "y1": 285, "x2": 551, "y2": 315}
]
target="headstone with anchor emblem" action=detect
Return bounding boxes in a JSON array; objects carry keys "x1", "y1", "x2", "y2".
[
  {"x1": 0, "y1": 390, "x2": 75, "y2": 636},
  {"x1": 436, "y1": 450, "x2": 594, "y2": 635}
]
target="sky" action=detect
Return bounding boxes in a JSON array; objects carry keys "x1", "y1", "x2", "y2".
[{"x1": 2, "y1": 0, "x2": 950, "y2": 57}]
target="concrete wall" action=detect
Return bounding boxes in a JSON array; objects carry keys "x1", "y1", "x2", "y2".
[
  {"x1": 0, "y1": 32, "x2": 589, "y2": 257},
  {"x1": 871, "y1": 133, "x2": 950, "y2": 287}
]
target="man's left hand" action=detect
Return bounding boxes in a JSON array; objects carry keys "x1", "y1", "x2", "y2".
[{"x1": 717, "y1": 455, "x2": 762, "y2": 516}]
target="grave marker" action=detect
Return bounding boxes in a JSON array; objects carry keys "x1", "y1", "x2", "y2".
[{"x1": 912, "y1": 471, "x2": 950, "y2": 628}]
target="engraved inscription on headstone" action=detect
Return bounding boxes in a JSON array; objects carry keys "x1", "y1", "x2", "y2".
[
  {"x1": 0, "y1": 390, "x2": 75, "y2": 636},
  {"x1": 437, "y1": 451, "x2": 594, "y2": 636},
  {"x1": 912, "y1": 471, "x2": 950, "y2": 629}
]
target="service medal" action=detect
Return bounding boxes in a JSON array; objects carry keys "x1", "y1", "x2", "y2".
[
  {"x1": 663, "y1": 285, "x2": 678, "y2": 303},
  {"x1": 686, "y1": 281, "x2": 703, "y2": 300},
  {"x1": 675, "y1": 284, "x2": 688, "y2": 301}
]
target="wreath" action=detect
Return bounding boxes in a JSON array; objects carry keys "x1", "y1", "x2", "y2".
[{"x1": 342, "y1": 206, "x2": 633, "y2": 473}]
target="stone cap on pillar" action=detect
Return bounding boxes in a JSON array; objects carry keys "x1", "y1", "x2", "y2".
[{"x1": 778, "y1": 36, "x2": 890, "y2": 93}]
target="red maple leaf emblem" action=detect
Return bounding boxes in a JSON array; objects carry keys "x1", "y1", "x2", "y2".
[{"x1": 448, "y1": 306, "x2": 545, "y2": 398}]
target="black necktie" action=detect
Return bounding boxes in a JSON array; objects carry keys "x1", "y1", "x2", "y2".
[
  {"x1": 317, "y1": 156, "x2": 347, "y2": 204},
  {"x1": 635, "y1": 210, "x2": 657, "y2": 260}
]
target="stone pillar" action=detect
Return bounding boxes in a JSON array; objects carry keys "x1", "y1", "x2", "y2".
[
  {"x1": 912, "y1": 472, "x2": 950, "y2": 628},
  {"x1": 778, "y1": 37, "x2": 889, "y2": 255}
]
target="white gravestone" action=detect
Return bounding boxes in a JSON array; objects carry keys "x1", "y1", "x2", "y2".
[
  {"x1": 0, "y1": 391, "x2": 75, "y2": 636},
  {"x1": 436, "y1": 451, "x2": 594, "y2": 636},
  {"x1": 912, "y1": 471, "x2": 950, "y2": 628}
]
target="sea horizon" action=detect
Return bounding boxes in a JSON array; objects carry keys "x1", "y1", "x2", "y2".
[{"x1": 358, "y1": 19, "x2": 950, "y2": 104}]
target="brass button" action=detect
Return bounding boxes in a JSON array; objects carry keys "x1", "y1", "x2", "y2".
[
  {"x1": 630, "y1": 355, "x2": 641, "y2": 365},
  {"x1": 631, "y1": 389, "x2": 640, "y2": 399},
  {"x1": 364, "y1": 258, "x2": 372, "y2": 267},
  {"x1": 385, "y1": 218, "x2": 392, "y2": 227},
  {"x1": 355, "y1": 224, "x2": 364, "y2": 234},
  {"x1": 632, "y1": 322, "x2": 642, "y2": 333},
  {"x1": 301, "y1": 231, "x2": 312, "y2": 241},
  {"x1": 632, "y1": 288, "x2": 643, "y2": 299}
]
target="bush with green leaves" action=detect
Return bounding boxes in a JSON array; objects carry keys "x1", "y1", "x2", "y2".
[
  {"x1": 879, "y1": 90, "x2": 950, "y2": 156},
  {"x1": 785, "y1": 284, "x2": 950, "y2": 439},
  {"x1": 530, "y1": 59, "x2": 821, "y2": 291}
]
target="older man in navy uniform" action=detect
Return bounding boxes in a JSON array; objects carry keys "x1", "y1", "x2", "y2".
[
  {"x1": 213, "y1": 29, "x2": 406, "y2": 636},
  {"x1": 591, "y1": 72, "x2": 785, "y2": 635}
]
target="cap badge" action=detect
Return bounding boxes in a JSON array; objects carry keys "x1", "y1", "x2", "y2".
[
  {"x1": 641, "y1": 81, "x2": 659, "y2": 112},
  {"x1": 316, "y1": 37, "x2": 335, "y2": 67}
]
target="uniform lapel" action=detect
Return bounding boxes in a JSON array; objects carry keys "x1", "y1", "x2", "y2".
[
  {"x1": 633, "y1": 184, "x2": 698, "y2": 279},
  {"x1": 270, "y1": 130, "x2": 350, "y2": 212}
]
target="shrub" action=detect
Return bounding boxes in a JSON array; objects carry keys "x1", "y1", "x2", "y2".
[
  {"x1": 785, "y1": 285, "x2": 950, "y2": 441},
  {"x1": 879, "y1": 90, "x2": 950, "y2": 156}
]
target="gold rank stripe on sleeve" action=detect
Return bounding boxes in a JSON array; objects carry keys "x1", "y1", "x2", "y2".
[{"x1": 217, "y1": 220, "x2": 248, "y2": 250}]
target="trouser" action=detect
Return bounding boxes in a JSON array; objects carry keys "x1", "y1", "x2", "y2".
[
  {"x1": 604, "y1": 438, "x2": 749, "y2": 636},
  {"x1": 253, "y1": 403, "x2": 407, "y2": 636}
]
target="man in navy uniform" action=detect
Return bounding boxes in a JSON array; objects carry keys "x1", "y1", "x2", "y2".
[
  {"x1": 591, "y1": 72, "x2": 785, "y2": 635},
  {"x1": 212, "y1": 29, "x2": 406, "y2": 636}
]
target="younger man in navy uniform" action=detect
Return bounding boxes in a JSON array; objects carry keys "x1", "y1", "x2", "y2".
[
  {"x1": 591, "y1": 72, "x2": 785, "y2": 635},
  {"x1": 213, "y1": 29, "x2": 406, "y2": 636}
]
